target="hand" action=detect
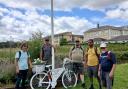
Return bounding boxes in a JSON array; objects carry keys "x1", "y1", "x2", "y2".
[
  {"x1": 98, "y1": 71, "x2": 101, "y2": 78},
  {"x1": 16, "y1": 68, "x2": 19, "y2": 74},
  {"x1": 109, "y1": 71, "x2": 114, "y2": 79},
  {"x1": 82, "y1": 61, "x2": 85, "y2": 64}
]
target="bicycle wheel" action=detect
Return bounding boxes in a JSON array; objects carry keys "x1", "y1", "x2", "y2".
[
  {"x1": 30, "y1": 72, "x2": 50, "y2": 89},
  {"x1": 62, "y1": 70, "x2": 77, "y2": 88}
]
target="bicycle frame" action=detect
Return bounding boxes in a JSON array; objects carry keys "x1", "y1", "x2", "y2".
[{"x1": 30, "y1": 58, "x2": 77, "y2": 89}]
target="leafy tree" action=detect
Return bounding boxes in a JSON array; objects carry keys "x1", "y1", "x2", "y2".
[
  {"x1": 28, "y1": 31, "x2": 43, "y2": 61},
  {"x1": 60, "y1": 38, "x2": 68, "y2": 46}
]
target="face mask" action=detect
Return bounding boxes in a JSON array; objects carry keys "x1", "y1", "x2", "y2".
[{"x1": 102, "y1": 51, "x2": 106, "y2": 53}]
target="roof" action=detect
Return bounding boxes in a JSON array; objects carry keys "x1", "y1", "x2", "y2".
[
  {"x1": 44, "y1": 32, "x2": 84, "y2": 38},
  {"x1": 84, "y1": 25, "x2": 128, "y2": 33},
  {"x1": 109, "y1": 35, "x2": 128, "y2": 41},
  {"x1": 44, "y1": 32, "x2": 72, "y2": 38},
  {"x1": 72, "y1": 34, "x2": 84, "y2": 38},
  {"x1": 54, "y1": 32, "x2": 72, "y2": 36},
  {"x1": 93, "y1": 38, "x2": 107, "y2": 41}
]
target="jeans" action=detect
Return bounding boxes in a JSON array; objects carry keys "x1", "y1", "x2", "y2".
[
  {"x1": 101, "y1": 71, "x2": 113, "y2": 89},
  {"x1": 15, "y1": 69, "x2": 28, "y2": 89}
]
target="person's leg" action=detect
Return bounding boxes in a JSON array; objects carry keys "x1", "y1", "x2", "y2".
[
  {"x1": 15, "y1": 72, "x2": 22, "y2": 89},
  {"x1": 87, "y1": 66, "x2": 94, "y2": 89},
  {"x1": 73, "y1": 63, "x2": 81, "y2": 83},
  {"x1": 101, "y1": 71, "x2": 106, "y2": 87},
  {"x1": 93, "y1": 66, "x2": 102, "y2": 89},
  {"x1": 78, "y1": 63, "x2": 85, "y2": 88},
  {"x1": 106, "y1": 72, "x2": 112, "y2": 89},
  {"x1": 79, "y1": 63, "x2": 85, "y2": 83},
  {"x1": 21, "y1": 70, "x2": 28, "y2": 88}
]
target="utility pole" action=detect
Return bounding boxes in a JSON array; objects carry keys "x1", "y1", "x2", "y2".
[
  {"x1": 9, "y1": 36, "x2": 12, "y2": 62},
  {"x1": 51, "y1": 0, "x2": 55, "y2": 69}
]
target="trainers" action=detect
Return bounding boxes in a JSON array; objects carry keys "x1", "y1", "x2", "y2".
[{"x1": 81, "y1": 83, "x2": 85, "y2": 89}]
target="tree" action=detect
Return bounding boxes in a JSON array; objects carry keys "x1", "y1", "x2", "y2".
[
  {"x1": 60, "y1": 38, "x2": 68, "y2": 46},
  {"x1": 28, "y1": 31, "x2": 43, "y2": 60}
]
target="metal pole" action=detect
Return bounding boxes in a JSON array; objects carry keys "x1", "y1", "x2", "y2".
[
  {"x1": 51, "y1": 0, "x2": 55, "y2": 69},
  {"x1": 9, "y1": 36, "x2": 12, "y2": 62}
]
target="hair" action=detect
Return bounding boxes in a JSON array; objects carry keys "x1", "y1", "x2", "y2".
[
  {"x1": 20, "y1": 42, "x2": 28, "y2": 49},
  {"x1": 45, "y1": 38, "x2": 49, "y2": 41},
  {"x1": 88, "y1": 39, "x2": 94, "y2": 43},
  {"x1": 75, "y1": 40, "x2": 80, "y2": 42}
]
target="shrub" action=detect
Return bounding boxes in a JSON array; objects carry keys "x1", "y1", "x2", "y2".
[{"x1": 28, "y1": 39, "x2": 42, "y2": 61}]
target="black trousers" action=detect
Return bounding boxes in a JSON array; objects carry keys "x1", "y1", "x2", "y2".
[{"x1": 15, "y1": 69, "x2": 28, "y2": 89}]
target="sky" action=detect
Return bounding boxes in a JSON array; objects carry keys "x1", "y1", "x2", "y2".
[{"x1": 0, "y1": 0, "x2": 128, "y2": 42}]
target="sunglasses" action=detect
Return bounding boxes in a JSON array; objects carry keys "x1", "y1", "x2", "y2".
[{"x1": 100, "y1": 47, "x2": 106, "y2": 49}]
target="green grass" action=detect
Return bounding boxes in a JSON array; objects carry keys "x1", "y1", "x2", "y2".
[{"x1": 60, "y1": 63, "x2": 128, "y2": 89}]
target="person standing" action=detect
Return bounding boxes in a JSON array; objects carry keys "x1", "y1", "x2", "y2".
[
  {"x1": 15, "y1": 42, "x2": 32, "y2": 89},
  {"x1": 98, "y1": 43, "x2": 116, "y2": 89},
  {"x1": 85, "y1": 39, "x2": 101, "y2": 89},
  {"x1": 40, "y1": 38, "x2": 52, "y2": 65},
  {"x1": 69, "y1": 40, "x2": 85, "y2": 89}
]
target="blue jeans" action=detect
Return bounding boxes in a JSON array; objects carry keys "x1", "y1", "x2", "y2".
[
  {"x1": 15, "y1": 69, "x2": 28, "y2": 89},
  {"x1": 101, "y1": 71, "x2": 113, "y2": 89}
]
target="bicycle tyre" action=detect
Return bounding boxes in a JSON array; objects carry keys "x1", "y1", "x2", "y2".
[
  {"x1": 62, "y1": 70, "x2": 77, "y2": 88},
  {"x1": 30, "y1": 72, "x2": 50, "y2": 89}
]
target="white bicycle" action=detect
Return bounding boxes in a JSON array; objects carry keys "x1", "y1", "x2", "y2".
[{"x1": 30, "y1": 58, "x2": 77, "y2": 89}]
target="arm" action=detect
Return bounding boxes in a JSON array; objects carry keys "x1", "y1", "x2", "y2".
[
  {"x1": 109, "y1": 64, "x2": 116, "y2": 79},
  {"x1": 98, "y1": 64, "x2": 101, "y2": 77},
  {"x1": 69, "y1": 47, "x2": 72, "y2": 60},
  {"x1": 40, "y1": 50, "x2": 43, "y2": 60},
  {"x1": 109, "y1": 53, "x2": 116, "y2": 78},
  {"x1": 40, "y1": 46, "x2": 44, "y2": 60},
  {"x1": 28, "y1": 58, "x2": 32, "y2": 69},
  {"x1": 84, "y1": 48, "x2": 88, "y2": 68},
  {"x1": 15, "y1": 58, "x2": 19, "y2": 74},
  {"x1": 97, "y1": 47, "x2": 101, "y2": 59}
]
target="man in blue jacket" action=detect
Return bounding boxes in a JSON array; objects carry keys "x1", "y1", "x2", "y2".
[{"x1": 98, "y1": 43, "x2": 116, "y2": 89}]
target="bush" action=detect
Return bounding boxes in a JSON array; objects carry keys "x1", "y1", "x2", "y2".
[
  {"x1": 60, "y1": 38, "x2": 68, "y2": 46},
  {"x1": 120, "y1": 52, "x2": 128, "y2": 60},
  {"x1": 28, "y1": 39, "x2": 42, "y2": 61},
  {"x1": 0, "y1": 60, "x2": 15, "y2": 84}
]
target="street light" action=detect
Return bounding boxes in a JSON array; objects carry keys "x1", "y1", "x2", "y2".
[
  {"x1": 9, "y1": 35, "x2": 12, "y2": 62},
  {"x1": 51, "y1": 0, "x2": 55, "y2": 69}
]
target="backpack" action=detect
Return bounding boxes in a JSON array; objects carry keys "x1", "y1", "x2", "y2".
[
  {"x1": 71, "y1": 45, "x2": 83, "y2": 52},
  {"x1": 17, "y1": 51, "x2": 29, "y2": 61},
  {"x1": 86, "y1": 47, "x2": 99, "y2": 59},
  {"x1": 71, "y1": 45, "x2": 84, "y2": 56},
  {"x1": 105, "y1": 51, "x2": 111, "y2": 60}
]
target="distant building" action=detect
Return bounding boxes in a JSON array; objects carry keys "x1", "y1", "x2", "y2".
[
  {"x1": 44, "y1": 32, "x2": 83, "y2": 45},
  {"x1": 84, "y1": 25, "x2": 128, "y2": 41},
  {"x1": 109, "y1": 35, "x2": 128, "y2": 43}
]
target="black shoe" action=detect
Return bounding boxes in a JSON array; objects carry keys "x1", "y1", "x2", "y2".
[
  {"x1": 89, "y1": 84, "x2": 94, "y2": 89},
  {"x1": 99, "y1": 85, "x2": 102, "y2": 89},
  {"x1": 81, "y1": 83, "x2": 86, "y2": 89}
]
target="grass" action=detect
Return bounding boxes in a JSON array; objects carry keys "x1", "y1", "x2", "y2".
[
  {"x1": 60, "y1": 63, "x2": 128, "y2": 89},
  {"x1": 1, "y1": 63, "x2": 128, "y2": 89}
]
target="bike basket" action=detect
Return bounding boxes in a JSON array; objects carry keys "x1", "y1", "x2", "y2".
[
  {"x1": 32, "y1": 64, "x2": 45, "y2": 73},
  {"x1": 64, "y1": 62, "x2": 73, "y2": 70}
]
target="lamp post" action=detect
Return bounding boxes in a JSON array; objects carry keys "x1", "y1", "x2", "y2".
[
  {"x1": 51, "y1": 0, "x2": 55, "y2": 69},
  {"x1": 9, "y1": 36, "x2": 12, "y2": 62}
]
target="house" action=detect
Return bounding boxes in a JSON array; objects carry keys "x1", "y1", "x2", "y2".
[
  {"x1": 44, "y1": 32, "x2": 84, "y2": 45},
  {"x1": 84, "y1": 25, "x2": 128, "y2": 41},
  {"x1": 109, "y1": 35, "x2": 128, "y2": 43}
]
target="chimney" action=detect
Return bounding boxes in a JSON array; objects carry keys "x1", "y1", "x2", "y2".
[{"x1": 97, "y1": 23, "x2": 100, "y2": 29}]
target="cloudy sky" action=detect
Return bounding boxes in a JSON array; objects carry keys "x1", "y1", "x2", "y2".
[{"x1": 0, "y1": 0, "x2": 128, "y2": 42}]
